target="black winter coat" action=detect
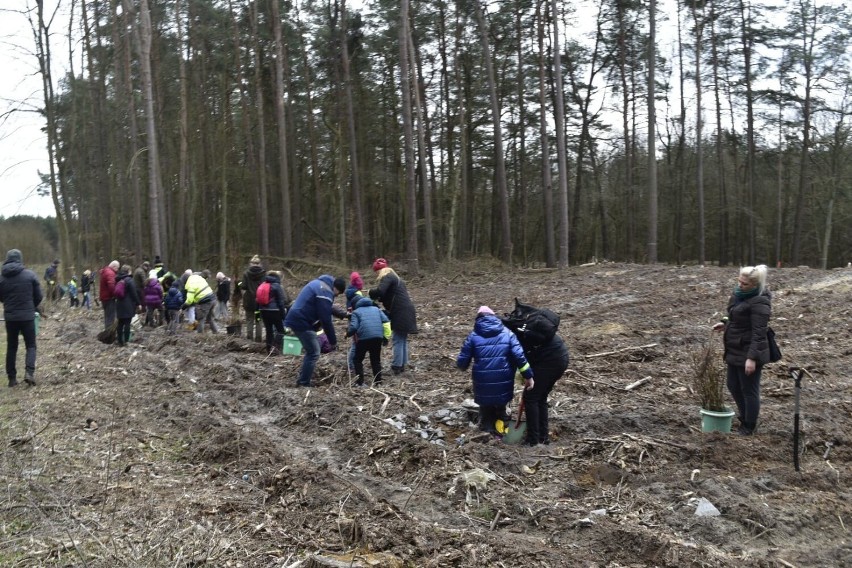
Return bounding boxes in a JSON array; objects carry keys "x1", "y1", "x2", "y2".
[
  {"x1": 523, "y1": 334, "x2": 570, "y2": 381},
  {"x1": 216, "y1": 278, "x2": 231, "y2": 302},
  {"x1": 115, "y1": 274, "x2": 141, "y2": 319},
  {"x1": 0, "y1": 259, "x2": 43, "y2": 321},
  {"x1": 369, "y1": 270, "x2": 417, "y2": 334},
  {"x1": 723, "y1": 291, "x2": 771, "y2": 366},
  {"x1": 241, "y1": 266, "x2": 267, "y2": 310}
]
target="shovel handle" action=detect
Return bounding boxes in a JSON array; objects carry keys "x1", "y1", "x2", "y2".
[{"x1": 515, "y1": 398, "x2": 525, "y2": 428}]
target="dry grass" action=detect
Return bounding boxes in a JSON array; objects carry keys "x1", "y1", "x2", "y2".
[{"x1": 691, "y1": 338, "x2": 727, "y2": 411}]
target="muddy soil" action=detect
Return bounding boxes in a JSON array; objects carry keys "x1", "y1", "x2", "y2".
[{"x1": 1, "y1": 263, "x2": 850, "y2": 567}]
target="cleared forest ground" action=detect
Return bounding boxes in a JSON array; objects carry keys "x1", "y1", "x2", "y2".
[{"x1": 1, "y1": 262, "x2": 850, "y2": 567}]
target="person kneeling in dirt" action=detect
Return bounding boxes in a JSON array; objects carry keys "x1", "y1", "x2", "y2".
[
  {"x1": 457, "y1": 306, "x2": 534, "y2": 437},
  {"x1": 284, "y1": 275, "x2": 345, "y2": 387},
  {"x1": 346, "y1": 296, "x2": 391, "y2": 387}
]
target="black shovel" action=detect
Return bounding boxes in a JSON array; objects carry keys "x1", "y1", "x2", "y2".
[{"x1": 790, "y1": 366, "x2": 804, "y2": 472}]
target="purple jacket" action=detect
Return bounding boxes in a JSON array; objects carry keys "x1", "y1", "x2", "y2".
[{"x1": 142, "y1": 278, "x2": 164, "y2": 308}]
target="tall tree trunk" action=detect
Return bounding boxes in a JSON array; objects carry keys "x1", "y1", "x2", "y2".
[
  {"x1": 738, "y1": 0, "x2": 756, "y2": 264},
  {"x1": 399, "y1": 0, "x2": 419, "y2": 274},
  {"x1": 473, "y1": 0, "x2": 512, "y2": 263},
  {"x1": 691, "y1": 0, "x2": 705, "y2": 265},
  {"x1": 340, "y1": 0, "x2": 366, "y2": 262},
  {"x1": 647, "y1": 0, "x2": 658, "y2": 263},
  {"x1": 32, "y1": 0, "x2": 73, "y2": 283},
  {"x1": 251, "y1": 0, "x2": 271, "y2": 256},
  {"x1": 407, "y1": 25, "x2": 436, "y2": 267},
  {"x1": 709, "y1": 0, "x2": 728, "y2": 265},
  {"x1": 537, "y1": 0, "x2": 555, "y2": 267},
  {"x1": 271, "y1": 0, "x2": 293, "y2": 256},
  {"x1": 138, "y1": 0, "x2": 163, "y2": 259},
  {"x1": 549, "y1": 0, "x2": 569, "y2": 266}
]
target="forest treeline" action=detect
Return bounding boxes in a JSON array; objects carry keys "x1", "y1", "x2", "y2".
[{"x1": 20, "y1": 0, "x2": 852, "y2": 278}]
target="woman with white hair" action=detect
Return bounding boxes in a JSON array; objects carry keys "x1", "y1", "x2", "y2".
[{"x1": 713, "y1": 265, "x2": 772, "y2": 435}]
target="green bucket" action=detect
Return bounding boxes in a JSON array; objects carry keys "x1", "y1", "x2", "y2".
[{"x1": 700, "y1": 408, "x2": 735, "y2": 433}]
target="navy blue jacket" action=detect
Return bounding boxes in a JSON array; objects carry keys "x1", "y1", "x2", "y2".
[
  {"x1": 164, "y1": 285, "x2": 185, "y2": 310},
  {"x1": 284, "y1": 275, "x2": 338, "y2": 345},
  {"x1": 457, "y1": 314, "x2": 533, "y2": 406},
  {"x1": 115, "y1": 273, "x2": 140, "y2": 319},
  {"x1": 347, "y1": 297, "x2": 390, "y2": 341},
  {"x1": 259, "y1": 274, "x2": 291, "y2": 314},
  {"x1": 0, "y1": 255, "x2": 43, "y2": 321}
]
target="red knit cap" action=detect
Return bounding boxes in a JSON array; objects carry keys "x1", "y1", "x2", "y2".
[
  {"x1": 372, "y1": 258, "x2": 388, "y2": 272},
  {"x1": 350, "y1": 271, "x2": 364, "y2": 290}
]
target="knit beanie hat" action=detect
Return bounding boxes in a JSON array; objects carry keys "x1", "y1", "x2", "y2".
[
  {"x1": 350, "y1": 271, "x2": 364, "y2": 290},
  {"x1": 250, "y1": 254, "x2": 262, "y2": 265},
  {"x1": 5, "y1": 249, "x2": 22, "y2": 263},
  {"x1": 372, "y1": 258, "x2": 388, "y2": 272},
  {"x1": 477, "y1": 306, "x2": 495, "y2": 316},
  {"x1": 333, "y1": 277, "x2": 346, "y2": 293}
]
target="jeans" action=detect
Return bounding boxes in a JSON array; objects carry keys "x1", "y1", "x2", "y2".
[
  {"x1": 103, "y1": 298, "x2": 117, "y2": 329},
  {"x1": 294, "y1": 329, "x2": 320, "y2": 386},
  {"x1": 726, "y1": 364, "x2": 762, "y2": 429},
  {"x1": 215, "y1": 300, "x2": 229, "y2": 320},
  {"x1": 391, "y1": 331, "x2": 409, "y2": 368},
  {"x1": 348, "y1": 341, "x2": 357, "y2": 371},
  {"x1": 5, "y1": 320, "x2": 36, "y2": 380}
]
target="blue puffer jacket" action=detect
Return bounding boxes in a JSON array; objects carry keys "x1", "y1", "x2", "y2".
[
  {"x1": 164, "y1": 285, "x2": 184, "y2": 310},
  {"x1": 347, "y1": 297, "x2": 391, "y2": 341},
  {"x1": 457, "y1": 314, "x2": 533, "y2": 406},
  {"x1": 284, "y1": 275, "x2": 338, "y2": 345}
]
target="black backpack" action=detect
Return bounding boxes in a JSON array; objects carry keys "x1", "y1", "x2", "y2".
[{"x1": 501, "y1": 298, "x2": 560, "y2": 347}]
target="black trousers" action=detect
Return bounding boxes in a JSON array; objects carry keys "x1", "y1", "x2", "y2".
[
  {"x1": 726, "y1": 363, "x2": 762, "y2": 429},
  {"x1": 523, "y1": 352, "x2": 570, "y2": 444},
  {"x1": 5, "y1": 320, "x2": 36, "y2": 380},
  {"x1": 353, "y1": 337, "x2": 383, "y2": 385},
  {"x1": 261, "y1": 310, "x2": 285, "y2": 350},
  {"x1": 117, "y1": 317, "x2": 132, "y2": 345}
]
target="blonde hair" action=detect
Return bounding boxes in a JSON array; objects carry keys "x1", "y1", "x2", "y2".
[
  {"x1": 740, "y1": 264, "x2": 768, "y2": 295},
  {"x1": 375, "y1": 267, "x2": 397, "y2": 281}
]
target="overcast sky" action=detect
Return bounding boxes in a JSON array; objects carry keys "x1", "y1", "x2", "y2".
[{"x1": 0, "y1": 2, "x2": 56, "y2": 218}]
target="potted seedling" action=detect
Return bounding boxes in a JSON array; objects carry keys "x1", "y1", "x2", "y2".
[{"x1": 691, "y1": 340, "x2": 735, "y2": 433}]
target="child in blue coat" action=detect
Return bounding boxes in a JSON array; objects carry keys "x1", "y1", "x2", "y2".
[
  {"x1": 163, "y1": 280, "x2": 185, "y2": 335},
  {"x1": 457, "y1": 306, "x2": 534, "y2": 436},
  {"x1": 346, "y1": 296, "x2": 391, "y2": 386}
]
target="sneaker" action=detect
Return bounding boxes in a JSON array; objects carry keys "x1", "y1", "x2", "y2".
[
  {"x1": 24, "y1": 373, "x2": 36, "y2": 386},
  {"x1": 391, "y1": 366, "x2": 404, "y2": 375}
]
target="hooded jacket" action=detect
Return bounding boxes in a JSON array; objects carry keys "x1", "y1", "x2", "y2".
[
  {"x1": 164, "y1": 285, "x2": 185, "y2": 310},
  {"x1": 99, "y1": 264, "x2": 117, "y2": 301},
  {"x1": 115, "y1": 272, "x2": 141, "y2": 319},
  {"x1": 347, "y1": 297, "x2": 391, "y2": 341},
  {"x1": 457, "y1": 314, "x2": 533, "y2": 406},
  {"x1": 284, "y1": 275, "x2": 338, "y2": 345},
  {"x1": 142, "y1": 278, "x2": 164, "y2": 308},
  {"x1": 258, "y1": 273, "x2": 290, "y2": 314},
  {"x1": 368, "y1": 268, "x2": 417, "y2": 334},
  {"x1": 183, "y1": 274, "x2": 215, "y2": 306},
  {"x1": 0, "y1": 251, "x2": 43, "y2": 321},
  {"x1": 241, "y1": 265, "x2": 267, "y2": 310},
  {"x1": 723, "y1": 291, "x2": 772, "y2": 366}
]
